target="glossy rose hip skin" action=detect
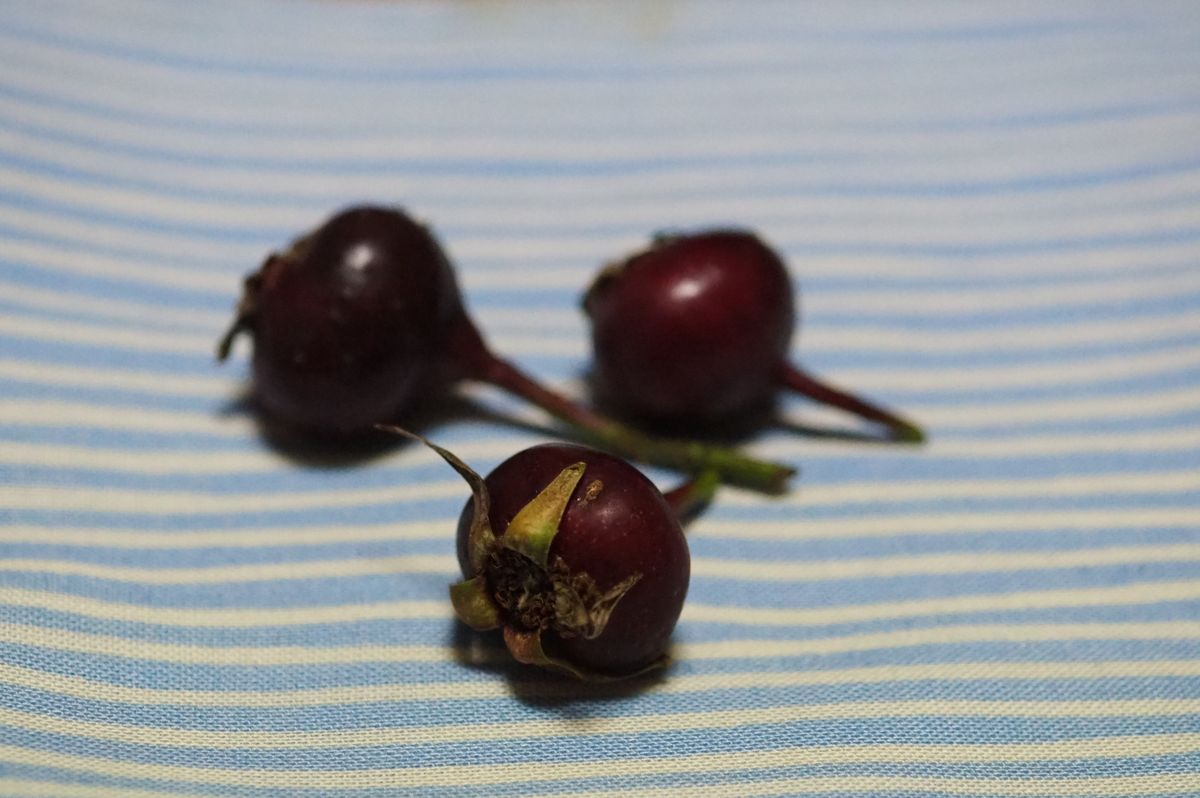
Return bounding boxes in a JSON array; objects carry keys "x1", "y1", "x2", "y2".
[
  {"x1": 583, "y1": 230, "x2": 924, "y2": 441},
  {"x1": 375, "y1": 430, "x2": 695, "y2": 680},
  {"x1": 219, "y1": 207, "x2": 462, "y2": 433},
  {"x1": 218, "y1": 207, "x2": 794, "y2": 492},
  {"x1": 455, "y1": 443, "x2": 690, "y2": 677}
]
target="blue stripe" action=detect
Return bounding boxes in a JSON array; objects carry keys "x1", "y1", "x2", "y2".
[
  {"x1": 2, "y1": 563, "x2": 1197, "y2": 616},
  {"x1": 3, "y1": 595, "x2": 1199, "y2": 651},
  {"x1": 4, "y1": 636, "x2": 1198, "y2": 694},
  {"x1": 2, "y1": 713, "x2": 1198, "y2": 774},
  {"x1": 2, "y1": 668, "x2": 1197, "y2": 734}
]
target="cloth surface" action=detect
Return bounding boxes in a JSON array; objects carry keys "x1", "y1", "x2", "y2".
[{"x1": 1, "y1": 1, "x2": 1199, "y2": 795}]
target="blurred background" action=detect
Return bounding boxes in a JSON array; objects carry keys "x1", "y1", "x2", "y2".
[{"x1": 1, "y1": 1, "x2": 1199, "y2": 795}]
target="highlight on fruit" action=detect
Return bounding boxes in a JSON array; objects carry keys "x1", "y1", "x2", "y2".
[{"x1": 583, "y1": 229, "x2": 925, "y2": 443}]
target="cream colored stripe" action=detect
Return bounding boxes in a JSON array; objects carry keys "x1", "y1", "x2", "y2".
[
  {"x1": 3, "y1": 284, "x2": 1198, "y2": 366},
  {"x1": 5, "y1": 266, "x2": 1199, "y2": 335},
  {"x1": 0, "y1": 279, "x2": 225, "y2": 331},
  {"x1": 1, "y1": 735, "x2": 1198, "y2": 790},
  {"x1": 4, "y1": 60, "x2": 1195, "y2": 165},
  {"x1": 5, "y1": 98, "x2": 1199, "y2": 216},
  {"x1": 7, "y1": 185, "x2": 1199, "y2": 280},
  {"x1": 682, "y1": 622, "x2": 1200, "y2": 662},
  {"x1": 4, "y1": 91, "x2": 1197, "y2": 203},
  {"x1": 0, "y1": 521, "x2": 446, "y2": 548},
  {"x1": 809, "y1": 269, "x2": 1200, "y2": 314},
  {"x1": 779, "y1": 347, "x2": 1200, "y2": 394},
  {"x1": 0, "y1": 400, "x2": 257, "y2": 436},
  {"x1": 0, "y1": 483, "x2": 463, "y2": 513},
  {"x1": 4, "y1": 542, "x2": 1196, "y2": 585},
  {"x1": 0, "y1": 555, "x2": 458, "y2": 584},
  {"x1": 690, "y1": 543, "x2": 1200, "y2": 582},
  {"x1": 6, "y1": 299, "x2": 1199, "y2": 387},
  {"x1": 684, "y1": 579, "x2": 1200, "y2": 625},
  {"x1": 0, "y1": 358, "x2": 227, "y2": 397},
  {"x1": 927, "y1": 428, "x2": 1200, "y2": 458},
  {"x1": 0, "y1": 237, "x2": 232, "y2": 294},
  {"x1": 2, "y1": 772, "x2": 1196, "y2": 798},
  {"x1": 2, "y1": 507, "x2": 1194, "y2": 547},
  {"x1": 880, "y1": 427, "x2": 1200, "y2": 458},
  {"x1": 4, "y1": 426, "x2": 1200, "y2": 482},
  {"x1": 1, "y1": 471, "x2": 1197, "y2": 539},
  {"x1": 697, "y1": 507, "x2": 1200, "y2": 541},
  {"x1": 5, "y1": 138, "x2": 1200, "y2": 242},
  {"x1": 1, "y1": 700, "x2": 1198, "y2": 751},
  {"x1": 8, "y1": 96, "x2": 1198, "y2": 209},
  {"x1": 0, "y1": 587, "x2": 449, "y2": 626},
  {"x1": 0, "y1": 310, "x2": 581, "y2": 360},
  {"x1": 808, "y1": 344, "x2": 1200, "y2": 392},
  {"x1": 921, "y1": 387, "x2": 1200, "y2": 430},
  {"x1": 5, "y1": 578, "x2": 1196, "y2": 630},
  {"x1": 0, "y1": 622, "x2": 472, "y2": 666},
  {"x1": 7, "y1": 261, "x2": 1200, "y2": 338},
  {"x1": 758, "y1": 427, "x2": 1200, "y2": 461},
  {"x1": 530, "y1": 772, "x2": 1200, "y2": 798},
  {"x1": 3, "y1": 659, "x2": 1198, "y2": 709},
  {"x1": 7, "y1": 256, "x2": 1199, "y2": 330},
  {"x1": 0, "y1": 782, "x2": 193, "y2": 798},
  {"x1": 724, "y1": 468, "x2": 1200, "y2": 508},
  {"x1": 801, "y1": 310, "x2": 1200, "y2": 353},
  {"x1": 0, "y1": 353, "x2": 1194, "y2": 454},
  {"x1": 1, "y1": 621, "x2": 1195, "y2": 667},
  {"x1": 473, "y1": 309, "x2": 1200, "y2": 353},
  {"x1": 2, "y1": 380, "x2": 1200, "y2": 446}
]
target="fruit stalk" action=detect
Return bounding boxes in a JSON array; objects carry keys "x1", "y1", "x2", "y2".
[
  {"x1": 661, "y1": 469, "x2": 720, "y2": 523},
  {"x1": 469, "y1": 345, "x2": 795, "y2": 493},
  {"x1": 778, "y1": 363, "x2": 924, "y2": 443}
]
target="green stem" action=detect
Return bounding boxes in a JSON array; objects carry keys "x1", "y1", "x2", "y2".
[{"x1": 472, "y1": 349, "x2": 795, "y2": 494}]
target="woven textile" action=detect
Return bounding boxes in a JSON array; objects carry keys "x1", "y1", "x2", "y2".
[{"x1": 2, "y1": 1, "x2": 1199, "y2": 795}]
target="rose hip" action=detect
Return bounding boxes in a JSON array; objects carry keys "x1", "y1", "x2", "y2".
[
  {"x1": 583, "y1": 229, "x2": 925, "y2": 442},
  {"x1": 218, "y1": 207, "x2": 794, "y2": 491},
  {"x1": 387, "y1": 428, "x2": 692, "y2": 680}
]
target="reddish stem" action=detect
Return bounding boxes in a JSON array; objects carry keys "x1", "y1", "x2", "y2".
[
  {"x1": 449, "y1": 321, "x2": 795, "y2": 493},
  {"x1": 778, "y1": 362, "x2": 924, "y2": 443},
  {"x1": 661, "y1": 469, "x2": 719, "y2": 526}
]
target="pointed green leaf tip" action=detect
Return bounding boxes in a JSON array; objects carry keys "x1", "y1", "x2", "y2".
[
  {"x1": 375, "y1": 424, "x2": 496, "y2": 572},
  {"x1": 500, "y1": 462, "x2": 587, "y2": 568}
]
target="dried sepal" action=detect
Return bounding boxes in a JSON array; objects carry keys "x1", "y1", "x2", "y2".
[
  {"x1": 449, "y1": 575, "x2": 500, "y2": 631},
  {"x1": 500, "y1": 462, "x2": 586, "y2": 568},
  {"x1": 216, "y1": 271, "x2": 264, "y2": 361},
  {"x1": 552, "y1": 565, "x2": 643, "y2": 640},
  {"x1": 375, "y1": 424, "x2": 496, "y2": 572},
  {"x1": 502, "y1": 625, "x2": 668, "y2": 682}
]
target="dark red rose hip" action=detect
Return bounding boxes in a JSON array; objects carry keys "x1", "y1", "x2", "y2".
[
  {"x1": 218, "y1": 206, "x2": 794, "y2": 492},
  {"x1": 583, "y1": 229, "x2": 925, "y2": 442},
  {"x1": 386, "y1": 429, "x2": 690, "y2": 680}
]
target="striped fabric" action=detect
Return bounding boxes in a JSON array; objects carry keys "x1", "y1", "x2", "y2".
[{"x1": 2, "y1": 0, "x2": 1199, "y2": 795}]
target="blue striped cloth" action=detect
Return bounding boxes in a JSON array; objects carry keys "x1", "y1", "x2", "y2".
[{"x1": 2, "y1": 1, "x2": 1199, "y2": 795}]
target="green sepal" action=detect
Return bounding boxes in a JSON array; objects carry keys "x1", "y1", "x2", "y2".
[
  {"x1": 375, "y1": 424, "x2": 496, "y2": 573},
  {"x1": 449, "y1": 576, "x2": 500, "y2": 631},
  {"x1": 502, "y1": 626, "x2": 669, "y2": 683},
  {"x1": 501, "y1": 462, "x2": 586, "y2": 568}
]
